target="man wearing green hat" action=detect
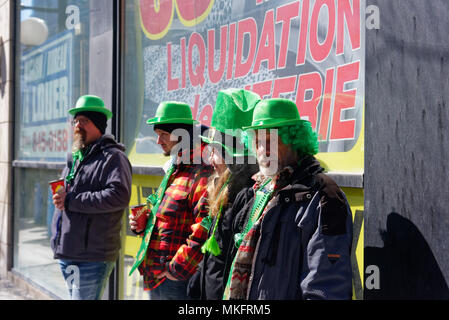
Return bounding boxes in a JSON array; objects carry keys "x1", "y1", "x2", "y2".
[
  {"x1": 223, "y1": 98, "x2": 353, "y2": 300},
  {"x1": 129, "y1": 101, "x2": 213, "y2": 300},
  {"x1": 51, "y1": 95, "x2": 132, "y2": 300},
  {"x1": 186, "y1": 88, "x2": 261, "y2": 300}
]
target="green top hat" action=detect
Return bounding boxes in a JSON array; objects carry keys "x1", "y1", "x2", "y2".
[
  {"x1": 243, "y1": 98, "x2": 306, "y2": 130},
  {"x1": 68, "y1": 95, "x2": 113, "y2": 119},
  {"x1": 146, "y1": 101, "x2": 198, "y2": 125},
  {"x1": 201, "y1": 88, "x2": 261, "y2": 157}
]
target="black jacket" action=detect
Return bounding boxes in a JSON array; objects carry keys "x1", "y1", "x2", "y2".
[
  {"x1": 188, "y1": 165, "x2": 257, "y2": 300},
  {"x1": 51, "y1": 134, "x2": 132, "y2": 262}
]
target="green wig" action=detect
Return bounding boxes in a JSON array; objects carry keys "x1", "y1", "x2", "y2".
[{"x1": 277, "y1": 121, "x2": 319, "y2": 158}]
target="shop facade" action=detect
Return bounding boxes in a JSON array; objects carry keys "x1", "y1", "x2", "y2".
[{"x1": 1, "y1": 0, "x2": 365, "y2": 300}]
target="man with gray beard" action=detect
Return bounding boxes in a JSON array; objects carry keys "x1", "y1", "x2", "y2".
[
  {"x1": 223, "y1": 98, "x2": 353, "y2": 300},
  {"x1": 51, "y1": 95, "x2": 132, "y2": 300}
]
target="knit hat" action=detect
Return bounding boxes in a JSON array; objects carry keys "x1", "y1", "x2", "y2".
[{"x1": 75, "y1": 111, "x2": 107, "y2": 134}]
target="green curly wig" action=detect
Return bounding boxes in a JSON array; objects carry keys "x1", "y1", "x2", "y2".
[
  {"x1": 277, "y1": 121, "x2": 319, "y2": 157},
  {"x1": 243, "y1": 121, "x2": 319, "y2": 159}
]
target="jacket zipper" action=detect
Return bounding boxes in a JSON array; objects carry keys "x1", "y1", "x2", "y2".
[{"x1": 56, "y1": 215, "x2": 62, "y2": 246}]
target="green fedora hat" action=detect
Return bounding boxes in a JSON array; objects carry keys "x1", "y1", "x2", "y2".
[
  {"x1": 68, "y1": 95, "x2": 113, "y2": 119},
  {"x1": 146, "y1": 101, "x2": 198, "y2": 125},
  {"x1": 243, "y1": 98, "x2": 306, "y2": 130},
  {"x1": 201, "y1": 88, "x2": 261, "y2": 157}
]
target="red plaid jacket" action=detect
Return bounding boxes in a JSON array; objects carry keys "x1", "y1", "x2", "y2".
[{"x1": 138, "y1": 144, "x2": 213, "y2": 290}]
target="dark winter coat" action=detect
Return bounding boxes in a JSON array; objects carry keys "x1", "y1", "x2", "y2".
[
  {"x1": 244, "y1": 156, "x2": 353, "y2": 299},
  {"x1": 50, "y1": 134, "x2": 132, "y2": 262}
]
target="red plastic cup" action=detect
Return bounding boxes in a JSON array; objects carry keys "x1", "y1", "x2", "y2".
[
  {"x1": 49, "y1": 179, "x2": 65, "y2": 195},
  {"x1": 130, "y1": 204, "x2": 148, "y2": 231}
]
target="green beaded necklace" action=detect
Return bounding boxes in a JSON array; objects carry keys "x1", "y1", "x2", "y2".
[{"x1": 233, "y1": 177, "x2": 273, "y2": 248}]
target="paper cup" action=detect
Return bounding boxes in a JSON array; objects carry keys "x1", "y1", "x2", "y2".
[
  {"x1": 130, "y1": 204, "x2": 148, "y2": 231},
  {"x1": 49, "y1": 179, "x2": 65, "y2": 195}
]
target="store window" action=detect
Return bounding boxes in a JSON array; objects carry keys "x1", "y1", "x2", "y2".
[{"x1": 13, "y1": 0, "x2": 114, "y2": 299}]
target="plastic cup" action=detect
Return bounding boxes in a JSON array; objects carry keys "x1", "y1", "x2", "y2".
[
  {"x1": 130, "y1": 204, "x2": 148, "y2": 231},
  {"x1": 49, "y1": 179, "x2": 65, "y2": 195}
]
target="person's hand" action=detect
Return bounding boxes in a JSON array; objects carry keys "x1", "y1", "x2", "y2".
[
  {"x1": 129, "y1": 214, "x2": 144, "y2": 233},
  {"x1": 155, "y1": 269, "x2": 178, "y2": 281},
  {"x1": 53, "y1": 190, "x2": 67, "y2": 210}
]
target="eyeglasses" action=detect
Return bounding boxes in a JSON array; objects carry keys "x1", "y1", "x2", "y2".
[{"x1": 71, "y1": 118, "x2": 90, "y2": 126}]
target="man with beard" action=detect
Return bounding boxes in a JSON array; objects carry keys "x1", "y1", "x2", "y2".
[
  {"x1": 187, "y1": 88, "x2": 261, "y2": 300},
  {"x1": 129, "y1": 101, "x2": 213, "y2": 300},
  {"x1": 223, "y1": 98, "x2": 353, "y2": 300},
  {"x1": 51, "y1": 95, "x2": 132, "y2": 300}
]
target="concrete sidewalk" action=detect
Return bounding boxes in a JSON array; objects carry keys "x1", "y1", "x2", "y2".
[
  {"x1": 0, "y1": 278, "x2": 36, "y2": 300},
  {"x1": 0, "y1": 276, "x2": 50, "y2": 300}
]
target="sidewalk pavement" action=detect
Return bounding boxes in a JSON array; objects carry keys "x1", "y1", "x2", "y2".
[{"x1": 0, "y1": 277, "x2": 37, "y2": 300}]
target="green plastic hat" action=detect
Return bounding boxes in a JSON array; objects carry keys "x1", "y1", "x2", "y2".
[
  {"x1": 243, "y1": 98, "x2": 306, "y2": 130},
  {"x1": 68, "y1": 95, "x2": 113, "y2": 119},
  {"x1": 146, "y1": 101, "x2": 198, "y2": 125},
  {"x1": 201, "y1": 88, "x2": 261, "y2": 156}
]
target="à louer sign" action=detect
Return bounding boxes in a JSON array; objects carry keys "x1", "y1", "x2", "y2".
[{"x1": 19, "y1": 32, "x2": 73, "y2": 161}]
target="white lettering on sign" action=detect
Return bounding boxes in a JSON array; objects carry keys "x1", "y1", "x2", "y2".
[
  {"x1": 24, "y1": 54, "x2": 44, "y2": 82},
  {"x1": 30, "y1": 76, "x2": 69, "y2": 123},
  {"x1": 46, "y1": 42, "x2": 68, "y2": 76}
]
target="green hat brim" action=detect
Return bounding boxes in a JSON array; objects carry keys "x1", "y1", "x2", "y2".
[
  {"x1": 243, "y1": 119, "x2": 306, "y2": 130},
  {"x1": 146, "y1": 117, "x2": 199, "y2": 125},
  {"x1": 200, "y1": 135, "x2": 251, "y2": 157},
  {"x1": 68, "y1": 106, "x2": 113, "y2": 120}
]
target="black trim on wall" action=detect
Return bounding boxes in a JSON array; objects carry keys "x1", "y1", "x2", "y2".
[
  {"x1": 108, "y1": 0, "x2": 122, "y2": 301},
  {"x1": 8, "y1": 0, "x2": 17, "y2": 272}
]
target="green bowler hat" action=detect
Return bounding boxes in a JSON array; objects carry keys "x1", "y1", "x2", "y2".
[
  {"x1": 146, "y1": 101, "x2": 198, "y2": 125},
  {"x1": 201, "y1": 88, "x2": 261, "y2": 157},
  {"x1": 243, "y1": 98, "x2": 306, "y2": 130},
  {"x1": 68, "y1": 95, "x2": 113, "y2": 119}
]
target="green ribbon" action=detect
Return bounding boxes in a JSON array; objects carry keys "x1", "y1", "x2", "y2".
[
  {"x1": 233, "y1": 178, "x2": 273, "y2": 248},
  {"x1": 201, "y1": 176, "x2": 231, "y2": 257},
  {"x1": 65, "y1": 149, "x2": 86, "y2": 185},
  {"x1": 129, "y1": 164, "x2": 176, "y2": 276}
]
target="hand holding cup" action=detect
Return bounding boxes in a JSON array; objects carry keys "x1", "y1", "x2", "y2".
[{"x1": 49, "y1": 179, "x2": 66, "y2": 210}]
